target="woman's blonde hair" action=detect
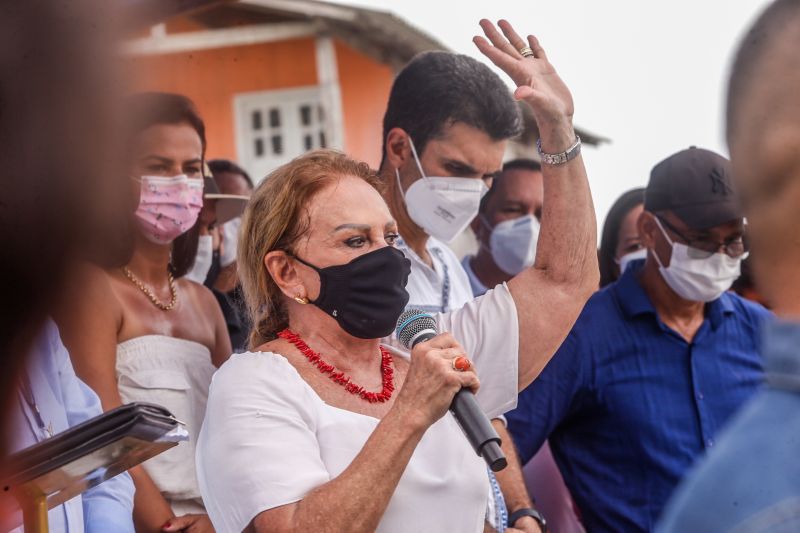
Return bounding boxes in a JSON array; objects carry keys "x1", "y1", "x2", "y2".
[{"x1": 239, "y1": 149, "x2": 382, "y2": 348}]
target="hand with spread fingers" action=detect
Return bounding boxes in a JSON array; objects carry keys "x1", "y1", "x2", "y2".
[{"x1": 474, "y1": 19, "x2": 574, "y2": 139}]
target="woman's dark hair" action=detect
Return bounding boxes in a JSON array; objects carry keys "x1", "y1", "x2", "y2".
[
  {"x1": 599, "y1": 188, "x2": 645, "y2": 287},
  {"x1": 124, "y1": 92, "x2": 207, "y2": 278},
  {"x1": 207, "y1": 158, "x2": 254, "y2": 189},
  {"x1": 381, "y1": 51, "x2": 522, "y2": 164}
]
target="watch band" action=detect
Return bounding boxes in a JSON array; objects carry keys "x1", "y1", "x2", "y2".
[
  {"x1": 508, "y1": 507, "x2": 547, "y2": 531},
  {"x1": 537, "y1": 135, "x2": 581, "y2": 166}
]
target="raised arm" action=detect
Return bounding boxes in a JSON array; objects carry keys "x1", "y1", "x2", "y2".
[{"x1": 474, "y1": 20, "x2": 598, "y2": 389}]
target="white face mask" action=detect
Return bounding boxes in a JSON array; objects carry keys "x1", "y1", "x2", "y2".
[
  {"x1": 616, "y1": 248, "x2": 647, "y2": 275},
  {"x1": 652, "y1": 218, "x2": 744, "y2": 302},
  {"x1": 396, "y1": 138, "x2": 488, "y2": 243},
  {"x1": 184, "y1": 234, "x2": 214, "y2": 283},
  {"x1": 485, "y1": 214, "x2": 540, "y2": 275},
  {"x1": 220, "y1": 217, "x2": 242, "y2": 268}
]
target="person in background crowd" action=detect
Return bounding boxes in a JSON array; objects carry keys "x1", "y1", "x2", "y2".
[
  {"x1": 377, "y1": 24, "x2": 558, "y2": 531},
  {"x1": 657, "y1": 1, "x2": 800, "y2": 529},
  {"x1": 599, "y1": 188, "x2": 646, "y2": 287},
  {"x1": 463, "y1": 158, "x2": 584, "y2": 533},
  {"x1": 730, "y1": 256, "x2": 769, "y2": 307},
  {"x1": 205, "y1": 159, "x2": 254, "y2": 351},
  {"x1": 56, "y1": 93, "x2": 231, "y2": 533},
  {"x1": 2, "y1": 320, "x2": 135, "y2": 533},
  {"x1": 464, "y1": 159, "x2": 544, "y2": 295},
  {"x1": 196, "y1": 18, "x2": 597, "y2": 533},
  {"x1": 183, "y1": 174, "x2": 220, "y2": 285},
  {"x1": 507, "y1": 147, "x2": 771, "y2": 532}
]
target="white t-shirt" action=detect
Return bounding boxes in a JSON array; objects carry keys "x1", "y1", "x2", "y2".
[
  {"x1": 196, "y1": 284, "x2": 519, "y2": 533},
  {"x1": 396, "y1": 236, "x2": 474, "y2": 314}
]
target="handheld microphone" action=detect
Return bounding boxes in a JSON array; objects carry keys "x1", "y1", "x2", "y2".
[{"x1": 395, "y1": 309, "x2": 507, "y2": 472}]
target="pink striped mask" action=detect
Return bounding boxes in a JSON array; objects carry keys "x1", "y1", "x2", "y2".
[{"x1": 134, "y1": 174, "x2": 203, "y2": 244}]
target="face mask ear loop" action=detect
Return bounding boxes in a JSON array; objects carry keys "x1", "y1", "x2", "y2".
[
  {"x1": 287, "y1": 253, "x2": 321, "y2": 304},
  {"x1": 652, "y1": 217, "x2": 674, "y2": 269},
  {"x1": 407, "y1": 136, "x2": 432, "y2": 189}
]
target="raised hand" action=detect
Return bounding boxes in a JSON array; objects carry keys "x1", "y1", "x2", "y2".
[{"x1": 473, "y1": 19, "x2": 575, "y2": 145}]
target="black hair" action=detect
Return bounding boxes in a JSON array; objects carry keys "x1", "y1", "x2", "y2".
[
  {"x1": 382, "y1": 51, "x2": 522, "y2": 163},
  {"x1": 125, "y1": 92, "x2": 207, "y2": 278},
  {"x1": 599, "y1": 188, "x2": 645, "y2": 287},
  {"x1": 479, "y1": 158, "x2": 543, "y2": 214},
  {"x1": 208, "y1": 158, "x2": 254, "y2": 190}
]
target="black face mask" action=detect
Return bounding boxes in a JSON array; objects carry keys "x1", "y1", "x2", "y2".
[{"x1": 293, "y1": 246, "x2": 411, "y2": 339}]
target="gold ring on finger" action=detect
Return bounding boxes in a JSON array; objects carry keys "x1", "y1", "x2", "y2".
[
  {"x1": 519, "y1": 46, "x2": 534, "y2": 58},
  {"x1": 452, "y1": 356, "x2": 472, "y2": 372}
]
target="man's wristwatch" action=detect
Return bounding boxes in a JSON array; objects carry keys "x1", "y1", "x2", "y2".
[
  {"x1": 536, "y1": 135, "x2": 581, "y2": 166},
  {"x1": 507, "y1": 507, "x2": 547, "y2": 532}
]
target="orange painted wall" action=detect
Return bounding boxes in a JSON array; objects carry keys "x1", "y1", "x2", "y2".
[
  {"x1": 128, "y1": 38, "x2": 318, "y2": 160},
  {"x1": 335, "y1": 41, "x2": 395, "y2": 169},
  {"x1": 128, "y1": 37, "x2": 395, "y2": 169}
]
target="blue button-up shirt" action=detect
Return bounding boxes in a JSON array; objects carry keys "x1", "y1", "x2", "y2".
[
  {"x1": 506, "y1": 260, "x2": 770, "y2": 532},
  {"x1": 657, "y1": 319, "x2": 800, "y2": 532},
  {"x1": 3, "y1": 320, "x2": 135, "y2": 533}
]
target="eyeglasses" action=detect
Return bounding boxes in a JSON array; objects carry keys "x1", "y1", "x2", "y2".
[{"x1": 656, "y1": 216, "x2": 749, "y2": 259}]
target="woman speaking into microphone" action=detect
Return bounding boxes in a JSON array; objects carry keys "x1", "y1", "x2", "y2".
[{"x1": 196, "y1": 20, "x2": 597, "y2": 533}]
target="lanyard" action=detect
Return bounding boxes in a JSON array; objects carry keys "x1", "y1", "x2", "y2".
[
  {"x1": 18, "y1": 371, "x2": 53, "y2": 439},
  {"x1": 431, "y1": 248, "x2": 451, "y2": 312}
]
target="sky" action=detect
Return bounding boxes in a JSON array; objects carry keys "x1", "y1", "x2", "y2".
[{"x1": 330, "y1": 0, "x2": 771, "y2": 229}]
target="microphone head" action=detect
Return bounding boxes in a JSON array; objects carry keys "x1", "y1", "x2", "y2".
[{"x1": 395, "y1": 309, "x2": 438, "y2": 349}]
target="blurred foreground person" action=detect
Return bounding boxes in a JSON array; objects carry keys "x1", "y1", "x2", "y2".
[
  {"x1": 56, "y1": 93, "x2": 231, "y2": 533},
  {"x1": 507, "y1": 147, "x2": 770, "y2": 532},
  {"x1": 658, "y1": 1, "x2": 800, "y2": 530},
  {"x1": 599, "y1": 188, "x2": 646, "y2": 287},
  {"x1": 196, "y1": 19, "x2": 597, "y2": 533},
  {"x1": 2, "y1": 321, "x2": 135, "y2": 532},
  {"x1": 0, "y1": 0, "x2": 124, "y2": 437}
]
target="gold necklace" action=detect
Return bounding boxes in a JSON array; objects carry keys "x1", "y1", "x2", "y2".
[{"x1": 122, "y1": 266, "x2": 178, "y2": 311}]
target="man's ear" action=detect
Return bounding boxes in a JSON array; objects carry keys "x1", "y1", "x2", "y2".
[
  {"x1": 264, "y1": 250, "x2": 306, "y2": 300},
  {"x1": 385, "y1": 128, "x2": 412, "y2": 171}
]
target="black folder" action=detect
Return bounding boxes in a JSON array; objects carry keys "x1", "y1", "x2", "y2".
[{"x1": 2, "y1": 401, "x2": 187, "y2": 513}]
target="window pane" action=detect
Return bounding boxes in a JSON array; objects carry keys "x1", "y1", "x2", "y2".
[
  {"x1": 300, "y1": 105, "x2": 312, "y2": 126},
  {"x1": 254, "y1": 138, "x2": 264, "y2": 157},
  {"x1": 304, "y1": 134, "x2": 313, "y2": 151},
  {"x1": 317, "y1": 105, "x2": 325, "y2": 123},
  {"x1": 319, "y1": 130, "x2": 327, "y2": 148},
  {"x1": 271, "y1": 135, "x2": 283, "y2": 155},
  {"x1": 269, "y1": 108, "x2": 281, "y2": 128},
  {"x1": 251, "y1": 111, "x2": 262, "y2": 131}
]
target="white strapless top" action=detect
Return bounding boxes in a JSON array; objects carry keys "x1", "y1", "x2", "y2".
[{"x1": 117, "y1": 335, "x2": 216, "y2": 515}]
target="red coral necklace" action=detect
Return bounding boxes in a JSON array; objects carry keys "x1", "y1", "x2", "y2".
[{"x1": 278, "y1": 328, "x2": 395, "y2": 403}]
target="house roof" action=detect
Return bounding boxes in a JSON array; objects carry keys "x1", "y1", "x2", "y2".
[{"x1": 124, "y1": 0, "x2": 608, "y2": 146}]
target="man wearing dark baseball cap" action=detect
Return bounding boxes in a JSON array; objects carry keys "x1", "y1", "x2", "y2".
[{"x1": 506, "y1": 147, "x2": 771, "y2": 532}]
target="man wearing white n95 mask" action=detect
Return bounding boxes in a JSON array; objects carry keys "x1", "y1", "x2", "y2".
[
  {"x1": 506, "y1": 147, "x2": 771, "y2": 533},
  {"x1": 465, "y1": 159, "x2": 544, "y2": 291}
]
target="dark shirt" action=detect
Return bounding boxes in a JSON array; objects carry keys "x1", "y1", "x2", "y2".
[
  {"x1": 506, "y1": 260, "x2": 770, "y2": 532},
  {"x1": 657, "y1": 319, "x2": 800, "y2": 532},
  {"x1": 211, "y1": 285, "x2": 249, "y2": 352}
]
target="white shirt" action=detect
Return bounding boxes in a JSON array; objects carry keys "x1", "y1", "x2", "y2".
[
  {"x1": 396, "y1": 236, "x2": 474, "y2": 314},
  {"x1": 196, "y1": 284, "x2": 519, "y2": 533}
]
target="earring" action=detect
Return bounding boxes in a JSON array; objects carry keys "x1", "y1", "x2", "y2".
[{"x1": 294, "y1": 294, "x2": 309, "y2": 305}]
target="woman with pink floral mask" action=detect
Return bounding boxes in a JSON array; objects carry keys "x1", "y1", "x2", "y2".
[{"x1": 56, "y1": 93, "x2": 231, "y2": 533}]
